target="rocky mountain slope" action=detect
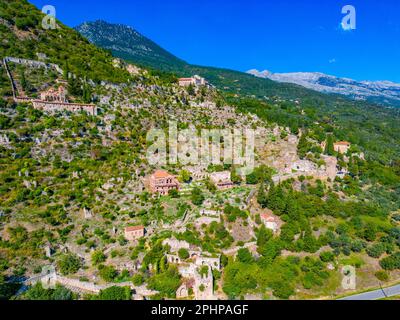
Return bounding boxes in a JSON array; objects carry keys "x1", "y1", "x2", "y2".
[
  {"x1": 76, "y1": 20, "x2": 187, "y2": 72},
  {"x1": 75, "y1": 20, "x2": 354, "y2": 103},
  {"x1": 247, "y1": 70, "x2": 400, "y2": 108}
]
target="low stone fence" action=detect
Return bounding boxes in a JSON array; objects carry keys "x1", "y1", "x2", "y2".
[{"x1": 25, "y1": 272, "x2": 157, "y2": 298}]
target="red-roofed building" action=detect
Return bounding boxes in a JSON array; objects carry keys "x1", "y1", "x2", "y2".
[
  {"x1": 124, "y1": 225, "x2": 145, "y2": 241},
  {"x1": 178, "y1": 75, "x2": 207, "y2": 87},
  {"x1": 260, "y1": 210, "x2": 279, "y2": 233},
  {"x1": 334, "y1": 141, "x2": 351, "y2": 154},
  {"x1": 149, "y1": 170, "x2": 180, "y2": 195}
]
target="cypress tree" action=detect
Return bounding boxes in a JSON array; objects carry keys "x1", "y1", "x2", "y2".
[{"x1": 325, "y1": 134, "x2": 335, "y2": 156}]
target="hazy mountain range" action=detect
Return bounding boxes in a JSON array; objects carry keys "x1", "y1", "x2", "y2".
[{"x1": 247, "y1": 70, "x2": 400, "y2": 107}]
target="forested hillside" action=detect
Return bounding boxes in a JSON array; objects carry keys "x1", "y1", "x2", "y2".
[
  {"x1": 0, "y1": 0, "x2": 399, "y2": 301},
  {"x1": 0, "y1": 0, "x2": 130, "y2": 84}
]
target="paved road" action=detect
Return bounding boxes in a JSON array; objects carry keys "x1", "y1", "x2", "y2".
[{"x1": 339, "y1": 284, "x2": 400, "y2": 300}]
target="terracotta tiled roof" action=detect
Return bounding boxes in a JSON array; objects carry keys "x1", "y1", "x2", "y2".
[
  {"x1": 260, "y1": 211, "x2": 277, "y2": 222},
  {"x1": 335, "y1": 141, "x2": 350, "y2": 146},
  {"x1": 152, "y1": 170, "x2": 172, "y2": 179},
  {"x1": 125, "y1": 225, "x2": 144, "y2": 232}
]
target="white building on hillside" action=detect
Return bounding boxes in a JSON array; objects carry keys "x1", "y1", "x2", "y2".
[{"x1": 178, "y1": 75, "x2": 207, "y2": 87}]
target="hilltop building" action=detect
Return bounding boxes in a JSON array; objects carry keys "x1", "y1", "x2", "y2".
[
  {"x1": 126, "y1": 64, "x2": 140, "y2": 75},
  {"x1": 124, "y1": 226, "x2": 145, "y2": 241},
  {"x1": 149, "y1": 170, "x2": 180, "y2": 195},
  {"x1": 210, "y1": 171, "x2": 234, "y2": 190},
  {"x1": 40, "y1": 86, "x2": 67, "y2": 103},
  {"x1": 162, "y1": 238, "x2": 190, "y2": 252},
  {"x1": 260, "y1": 210, "x2": 279, "y2": 233},
  {"x1": 178, "y1": 75, "x2": 207, "y2": 87},
  {"x1": 334, "y1": 141, "x2": 351, "y2": 154}
]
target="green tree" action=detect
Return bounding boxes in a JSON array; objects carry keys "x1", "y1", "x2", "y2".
[
  {"x1": 204, "y1": 178, "x2": 217, "y2": 192},
  {"x1": 187, "y1": 84, "x2": 195, "y2": 96},
  {"x1": 168, "y1": 188, "x2": 180, "y2": 198},
  {"x1": 178, "y1": 170, "x2": 191, "y2": 183},
  {"x1": 82, "y1": 81, "x2": 92, "y2": 103},
  {"x1": 98, "y1": 265, "x2": 118, "y2": 282},
  {"x1": 67, "y1": 77, "x2": 83, "y2": 97},
  {"x1": 91, "y1": 250, "x2": 107, "y2": 266},
  {"x1": 132, "y1": 273, "x2": 144, "y2": 286},
  {"x1": 380, "y1": 252, "x2": 400, "y2": 270},
  {"x1": 231, "y1": 169, "x2": 242, "y2": 184},
  {"x1": 319, "y1": 251, "x2": 335, "y2": 263},
  {"x1": 270, "y1": 280, "x2": 295, "y2": 299},
  {"x1": 98, "y1": 286, "x2": 131, "y2": 300},
  {"x1": 375, "y1": 270, "x2": 389, "y2": 282},
  {"x1": 178, "y1": 248, "x2": 190, "y2": 260},
  {"x1": 191, "y1": 187, "x2": 205, "y2": 206},
  {"x1": 257, "y1": 184, "x2": 268, "y2": 208},
  {"x1": 147, "y1": 265, "x2": 181, "y2": 298},
  {"x1": 325, "y1": 134, "x2": 335, "y2": 156},
  {"x1": 237, "y1": 248, "x2": 254, "y2": 264},
  {"x1": 0, "y1": 274, "x2": 20, "y2": 300},
  {"x1": 57, "y1": 254, "x2": 82, "y2": 276}
]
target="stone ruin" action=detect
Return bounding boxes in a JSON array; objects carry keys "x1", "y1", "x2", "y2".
[{"x1": 0, "y1": 134, "x2": 11, "y2": 149}]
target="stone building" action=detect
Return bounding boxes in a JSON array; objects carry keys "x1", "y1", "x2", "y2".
[
  {"x1": 199, "y1": 209, "x2": 221, "y2": 217},
  {"x1": 291, "y1": 160, "x2": 317, "y2": 173},
  {"x1": 194, "y1": 255, "x2": 221, "y2": 271},
  {"x1": 32, "y1": 100, "x2": 97, "y2": 116},
  {"x1": 176, "y1": 278, "x2": 195, "y2": 299},
  {"x1": 186, "y1": 166, "x2": 209, "y2": 181},
  {"x1": 194, "y1": 267, "x2": 214, "y2": 300},
  {"x1": 81, "y1": 208, "x2": 93, "y2": 219},
  {"x1": 195, "y1": 216, "x2": 220, "y2": 228},
  {"x1": 260, "y1": 210, "x2": 279, "y2": 233},
  {"x1": 178, "y1": 75, "x2": 207, "y2": 87},
  {"x1": 126, "y1": 64, "x2": 141, "y2": 75},
  {"x1": 210, "y1": 171, "x2": 234, "y2": 190},
  {"x1": 40, "y1": 86, "x2": 67, "y2": 103},
  {"x1": 124, "y1": 226, "x2": 145, "y2": 241},
  {"x1": 149, "y1": 170, "x2": 180, "y2": 195},
  {"x1": 162, "y1": 238, "x2": 190, "y2": 252},
  {"x1": 0, "y1": 134, "x2": 10, "y2": 149},
  {"x1": 176, "y1": 264, "x2": 215, "y2": 300},
  {"x1": 334, "y1": 141, "x2": 351, "y2": 154}
]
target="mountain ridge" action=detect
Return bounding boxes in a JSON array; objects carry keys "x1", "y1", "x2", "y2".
[
  {"x1": 75, "y1": 20, "x2": 400, "y2": 108},
  {"x1": 75, "y1": 20, "x2": 362, "y2": 105},
  {"x1": 247, "y1": 69, "x2": 400, "y2": 107},
  {"x1": 76, "y1": 20, "x2": 187, "y2": 72}
]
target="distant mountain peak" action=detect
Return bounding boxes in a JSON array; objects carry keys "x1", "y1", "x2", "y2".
[
  {"x1": 74, "y1": 20, "x2": 400, "y2": 107},
  {"x1": 247, "y1": 69, "x2": 400, "y2": 107},
  {"x1": 75, "y1": 20, "x2": 187, "y2": 71}
]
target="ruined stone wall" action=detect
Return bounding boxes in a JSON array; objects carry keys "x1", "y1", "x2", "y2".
[
  {"x1": 194, "y1": 268, "x2": 214, "y2": 300},
  {"x1": 4, "y1": 57, "x2": 63, "y2": 74},
  {"x1": 32, "y1": 100, "x2": 97, "y2": 116},
  {"x1": 2, "y1": 58, "x2": 17, "y2": 98}
]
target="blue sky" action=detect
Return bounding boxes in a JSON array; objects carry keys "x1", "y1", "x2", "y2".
[{"x1": 30, "y1": 0, "x2": 400, "y2": 82}]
